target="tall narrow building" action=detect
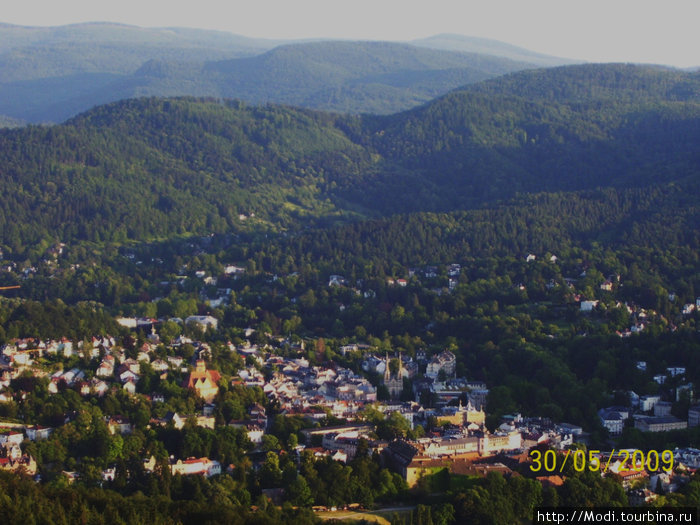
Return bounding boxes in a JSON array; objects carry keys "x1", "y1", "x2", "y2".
[{"x1": 384, "y1": 352, "x2": 404, "y2": 400}]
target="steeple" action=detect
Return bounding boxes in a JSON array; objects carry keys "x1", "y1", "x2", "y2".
[{"x1": 383, "y1": 351, "x2": 404, "y2": 400}]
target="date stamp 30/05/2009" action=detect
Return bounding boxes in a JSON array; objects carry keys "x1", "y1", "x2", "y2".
[{"x1": 529, "y1": 449, "x2": 674, "y2": 474}]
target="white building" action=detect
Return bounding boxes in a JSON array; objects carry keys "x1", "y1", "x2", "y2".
[
  {"x1": 170, "y1": 457, "x2": 221, "y2": 477},
  {"x1": 580, "y1": 300, "x2": 599, "y2": 312},
  {"x1": 639, "y1": 396, "x2": 661, "y2": 412},
  {"x1": 185, "y1": 316, "x2": 218, "y2": 331}
]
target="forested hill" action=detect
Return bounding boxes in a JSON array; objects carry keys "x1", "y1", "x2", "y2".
[
  {"x1": 0, "y1": 98, "x2": 372, "y2": 251},
  {"x1": 254, "y1": 181, "x2": 700, "y2": 275},
  {"x1": 359, "y1": 64, "x2": 700, "y2": 212},
  {"x1": 465, "y1": 63, "x2": 700, "y2": 104},
  {"x1": 0, "y1": 64, "x2": 699, "y2": 254}
]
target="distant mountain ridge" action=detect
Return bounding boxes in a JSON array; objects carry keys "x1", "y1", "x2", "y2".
[
  {"x1": 410, "y1": 33, "x2": 576, "y2": 67},
  {"x1": 0, "y1": 22, "x2": 572, "y2": 124},
  {"x1": 0, "y1": 22, "x2": 283, "y2": 66}
]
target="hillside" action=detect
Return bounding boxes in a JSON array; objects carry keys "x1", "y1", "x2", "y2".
[
  {"x1": 355, "y1": 64, "x2": 700, "y2": 212},
  {"x1": 0, "y1": 98, "x2": 372, "y2": 252},
  {"x1": 258, "y1": 181, "x2": 700, "y2": 273},
  {"x1": 465, "y1": 63, "x2": 700, "y2": 103},
  {"x1": 0, "y1": 64, "x2": 698, "y2": 256}
]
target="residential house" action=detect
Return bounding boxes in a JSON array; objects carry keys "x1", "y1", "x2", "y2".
[
  {"x1": 640, "y1": 395, "x2": 661, "y2": 412},
  {"x1": 163, "y1": 412, "x2": 185, "y2": 430},
  {"x1": 96, "y1": 360, "x2": 115, "y2": 378},
  {"x1": 170, "y1": 457, "x2": 221, "y2": 477},
  {"x1": 0, "y1": 453, "x2": 37, "y2": 476},
  {"x1": 229, "y1": 421, "x2": 264, "y2": 444},
  {"x1": 123, "y1": 379, "x2": 137, "y2": 394},
  {"x1": 580, "y1": 300, "x2": 599, "y2": 312},
  {"x1": 107, "y1": 416, "x2": 133, "y2": 435},
  {"x1": 328, "y1": 275, "x2": 346, "y2": 287},
  {"x1": 78, "y1": 382, "x2": 91, "y2": 396},
  {"x1": 0, "y1": 430, "x2": 24, "y2": 446},
  {"x1": 598, "y1": 408, "x2": 626, "y2": 436},
  {"x1": 425, "y1": 350, "x2": 457, "y2": 379},
  {"x1": 25, "y1": 425, "x2": 53, "y2": 441},
  {"x1": 151, "y1": 359, "x2": 169, "y2": 373},
  {"x1": 167, "y1": 355, "x2": 184, "y2": 368},
  {"x1": 90, "y1": 378, "x2": 109, "y2": 397},
  {"x1": 185, "y1": 316, "x2": 218, "y2": 331},
  {"x1": 119, "y1": 369, "x2": 140, "y2": 384}
]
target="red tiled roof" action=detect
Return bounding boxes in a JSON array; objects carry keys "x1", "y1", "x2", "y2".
[
  {"x1": 537, "y1": 475, "x2": 565, "y2": 487},
  {"x1": 618, "y1": 469, "x2": 648, "y2": 479},
  {"x1": 183, "y1": 369, "x2": 221, "y2": 389}
]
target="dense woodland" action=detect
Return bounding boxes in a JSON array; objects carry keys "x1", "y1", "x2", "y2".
[
  {"x1": 0, "y1": 63, "x2": 699, "y2": 523},
  {"x1": 0, "y1": 64, "x2": 699, "y2": 254}
]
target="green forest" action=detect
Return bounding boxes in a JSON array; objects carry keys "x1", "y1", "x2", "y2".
[{"x1": 0, "y1": 64, "x2": 699, "y2": 254}]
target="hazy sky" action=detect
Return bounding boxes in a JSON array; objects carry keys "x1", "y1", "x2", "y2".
[{"x1": 3, "y1": 0, "x2": 700, "y2": 68}]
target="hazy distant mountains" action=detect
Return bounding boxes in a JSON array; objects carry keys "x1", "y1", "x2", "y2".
[
  {"x1": 410, "y1": 34, "x2": 574, "y2": 67},
  {"x1": 0, "y1": 22, "x2": 577, "y2": 124},
  {"x1": 0, "y1": 22, "x2": 284, "y2": 78}
]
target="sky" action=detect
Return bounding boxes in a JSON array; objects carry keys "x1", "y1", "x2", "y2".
[{"x1": 3, "y1": 0, "x2": 700, "y2": 68}]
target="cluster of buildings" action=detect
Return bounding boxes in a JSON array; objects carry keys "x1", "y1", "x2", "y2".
[
  {"x1": 361, "y1": 349, "x2": 465, "y2": 404},
  {"x1": 381, "y1": 411, "x2": 586, "y2": 487},
  {"x1": 0, "y1": 314, "x2": 697, "y2": 497},
  {"x1": 329, "y1": 263, "x2": 463, "y2": 298},
  {"x1": 0, "y1": 331, "x2": 233, "y2": 483},
  {"x1": 598, "y1": 366, "x2": 696, "y2": 436},
  {"x1": 680, "y1": 298, "x2": 700, "y2": 316},
  {"x1": 255, "y1": 354, "x2": 378, "y2": 419},
  {"x1": 117, "y1": 316, "x2": 219, "y2": 332},
  {"x1": 0, "y1": 426, "x2": 38, "y2": 476}
]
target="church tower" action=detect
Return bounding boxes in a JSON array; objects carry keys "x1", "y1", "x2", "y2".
[{"x1": 383, "y1": 352, "x2": 404, "y2": 400}]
